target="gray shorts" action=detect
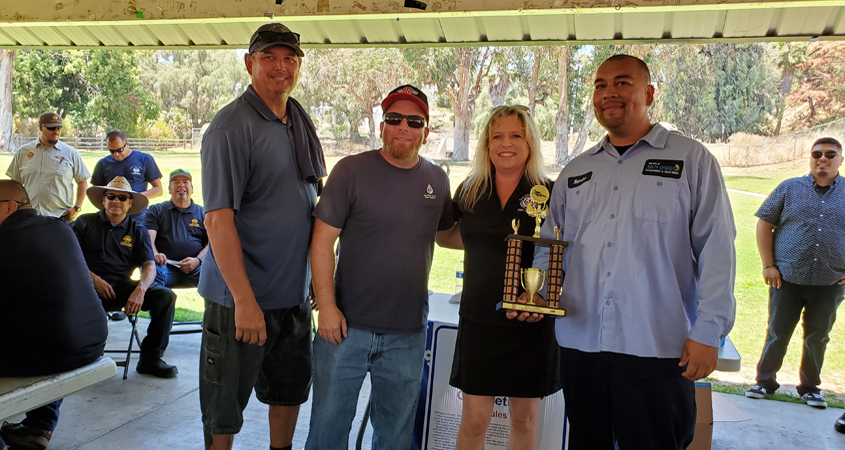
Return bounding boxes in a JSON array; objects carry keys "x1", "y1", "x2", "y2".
[{"x1": 199, "y1": 300, "x2": 312, "y2": 435}]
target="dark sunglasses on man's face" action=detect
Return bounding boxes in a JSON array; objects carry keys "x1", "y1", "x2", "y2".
[
  {"x1": 383, "y1": 112, "x2": 427, "y2": 129},
  {"x1": 105, "y1": 194, "x2": 130, "y2": 202},
  {"x1": 44, "y1": 126, "x2": 61, "y2": 131},
  {"x1": 255, "y1": 30, "x2": 301, "y2": 47},
  {"x1": 109, "y1": 144, "x2": 127, "y2": 154},
  {"x1": 811, "y1": 150, "x2": 840, "y2": 160}
]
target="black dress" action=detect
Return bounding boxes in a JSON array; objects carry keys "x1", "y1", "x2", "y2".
[{"x1": 449, "y1": 177, "x2": 561, "y2": 397}]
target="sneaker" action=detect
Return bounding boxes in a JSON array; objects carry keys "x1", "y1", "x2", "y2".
[
  {"x1": 744, "y1": 384, "x2": 770, "y2": 399},
  {"x1": 136, "y1": 358, "x2": 178, "y2": 378},
  {"x1": 802, "y1": 392, "x2": 827, "y2": 408},
  {"x1": 835, "y1": 411, "x2": 845, "y2": 434},
  {"x1": 0, "y1": 421, "x2": 52, "y2": 450},
  {"x1": 110, "y1": 311, "x2": 127, "y2": 321}
]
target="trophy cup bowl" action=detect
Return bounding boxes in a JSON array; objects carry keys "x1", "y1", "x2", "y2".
[{"x1": 520, "y1": 268, "x2": 545, "y2": 306}]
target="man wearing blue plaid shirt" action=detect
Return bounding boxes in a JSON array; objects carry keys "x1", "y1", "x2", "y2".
[{"x1": 746, "y1": 137, "x2": 845, "y2": 409}]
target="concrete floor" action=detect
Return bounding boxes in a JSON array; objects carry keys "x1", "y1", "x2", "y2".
[{"x1": 7, "y1": 318, "x2": 845, "y2": 450}]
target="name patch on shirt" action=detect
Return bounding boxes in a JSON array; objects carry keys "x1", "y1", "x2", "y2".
[
  {"x1": 642, "y1": 160, "x2": 684, "y2": 179},
  {"x1": 120, "y1": 236, "x2": 133, "y2": 248},
  {"x1": 568, "y1": 172, "x2": 593, "y2": 188}
]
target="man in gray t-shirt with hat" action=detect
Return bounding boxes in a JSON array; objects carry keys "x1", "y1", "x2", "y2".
[
  {"x1": 306, "y1": 85, "x2": 454, "y2": 449},
  {"x1": 198, "y1": 22, "x2": 325, "y2": 450}
]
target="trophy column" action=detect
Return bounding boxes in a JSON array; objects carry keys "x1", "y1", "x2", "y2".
[
  {"x1": 503, "y1": 238, "x2": 523, "y2": 304},
  {"x1": 545, "y1": 244, "x2": 564, "y2": 309}
]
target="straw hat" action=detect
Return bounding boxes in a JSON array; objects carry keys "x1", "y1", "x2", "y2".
[{"x1": 87, "y1": 176, "x2": 148, "y2": 215}]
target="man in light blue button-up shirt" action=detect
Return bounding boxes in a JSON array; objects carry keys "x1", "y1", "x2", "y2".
[{"x1": 529, "y1": 55, "x2": 736, "y2": 450}]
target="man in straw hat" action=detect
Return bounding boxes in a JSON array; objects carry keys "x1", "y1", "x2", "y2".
[{"x1": 72, "y1": 176, "x2": 178, "y2": 378}]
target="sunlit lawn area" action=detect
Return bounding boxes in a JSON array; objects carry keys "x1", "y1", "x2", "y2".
[{"x1": 2, "y1": 149, "x2": 842, "y2": 405}]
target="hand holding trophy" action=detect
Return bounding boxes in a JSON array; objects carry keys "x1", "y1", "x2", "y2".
[{"x1": 497, "y1": 185, "x2": 567, "y2": 317}]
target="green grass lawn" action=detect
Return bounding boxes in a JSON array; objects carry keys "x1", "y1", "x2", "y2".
[{"x1": 3, "y1": 149, "x2": 843, "y2": 404}]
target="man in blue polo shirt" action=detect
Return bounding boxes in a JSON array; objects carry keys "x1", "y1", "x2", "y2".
[
  {"x1": 90, "y1": 129, "x2": 163, "y2": 223},
  {"x1": 746, "y1": 137, "x2": 845, "y2": 409},
  {"x1": 530, "y1": 55, "x2": 736, "y2": 449},
  {"x1": 0, "y1": 180, "x2": 107, "y2": 450},
  {"x1": 72, "y1": 176, "x2": 178, "y2": 378},
  {"x1": 147, "y1": 169, "x2": 208, "y2": 288}
]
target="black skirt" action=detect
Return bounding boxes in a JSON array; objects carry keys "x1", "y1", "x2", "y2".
[{"x1": 449, "y1": 318, "x2": 561, "y2": 398}]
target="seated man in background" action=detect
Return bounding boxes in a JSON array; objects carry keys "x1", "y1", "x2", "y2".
[
  {"x1": 0, "y1": 180, "x2": 108, "y2": 450},
  {"x1": 146, "y1": 169, "x2": 208, "y2": 288},
  {"x1": 72, "y1": 176, "x2": 178, "y2": 378}
]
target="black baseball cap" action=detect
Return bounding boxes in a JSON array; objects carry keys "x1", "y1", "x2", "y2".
[
  {"x1": 381, "y1": 85, "x2": 429, "y2": 120},
  {"x1": 249, "y1": 23, "x2": 304, "y2": 57}
]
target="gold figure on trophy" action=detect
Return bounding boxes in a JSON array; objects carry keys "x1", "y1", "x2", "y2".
[
  {"x1": 525, "y1": 185, "x2": 550, "y2": 238},
  {"x1": 520, "y1": 268, "x2": 546, "y2": 306}
]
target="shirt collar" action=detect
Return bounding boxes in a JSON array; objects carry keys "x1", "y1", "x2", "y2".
[
  {"x1": 806, "y1": 173, "x2": 843, "y2": 187},
  {"x1": 1, "y1": 208, "x2": 38, "y2": 226},
  {"x1": 243, "y1": 85, "x2": 287, "y2": 124},
  {"x1": 98, "y1": 209, "x2": 130, "y2": 228},
  {"x1": 590, "y1": 123, "x2": 669, "y2": 156},
  {"x1": 166, "y1": 200, "x2": 195, "y2": 212}
]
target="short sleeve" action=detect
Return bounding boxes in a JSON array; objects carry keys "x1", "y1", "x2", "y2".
[
  {"x1": 201, "y1": 128, "x2": 249, "y2": 213},
  {"x1": 145, "y1": 205, "x2": 161, "y2": 231},
  {"x1": 5, "y1": 152, "x2": 20, "y2": 182},
  {"x1": 144, "y1": 154, "x2": 163, "y2": 182},
  {"x1": 72, "y1": 150, "x2": 90, "y2": 182},
  {"x1": 437, "y1": 175, "x2": 455, "y2": 231},
  {"x1": 451, "y1": 181, "x2": 465, "y2": 222},
  {"x1": 312, "y1": 160, "x2": 353, "y2": 229},
  {"x1": 91, "y1": 161, "x2": 105, "y2": 187},
  {"x1": 755, "y1": 182, "x2": 787, "y2": 225}
]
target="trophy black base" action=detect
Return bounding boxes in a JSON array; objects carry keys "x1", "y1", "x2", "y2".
[{"x1": 496, "y1": 301, "x2": 567, "y2": 317}]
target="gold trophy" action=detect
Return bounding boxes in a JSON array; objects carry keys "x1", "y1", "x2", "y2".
[{"x1": 496, "y1": 185, "x2": 567, "y2": 317}]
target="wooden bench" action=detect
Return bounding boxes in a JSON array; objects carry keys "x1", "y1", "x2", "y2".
[{"x1": 0, "y1": 357, "x2": 116, "y2": 421}]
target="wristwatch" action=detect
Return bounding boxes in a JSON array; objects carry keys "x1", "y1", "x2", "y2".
[{"x1": 72, "y1": 205, "x2": 81, "y2": 212}]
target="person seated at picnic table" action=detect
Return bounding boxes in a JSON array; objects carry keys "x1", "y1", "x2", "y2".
[
  {"x1": 0, "y1": 180, "x2": 108, "y2": 450},
  {"x1": 72, "y1": 176, "x2": 179, "y2": 379},
  {"x1": 146, "y1": 169, "x2": 208, "y2": 289}
]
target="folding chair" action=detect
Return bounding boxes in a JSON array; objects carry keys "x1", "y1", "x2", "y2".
[{"x1": 102, "y1": 308, "x2": 142, "y2": 379}]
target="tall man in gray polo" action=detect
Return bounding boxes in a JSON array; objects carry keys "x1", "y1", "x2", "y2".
[
  {"x1": 198, "y1": 23, "x2": 325, "y2": 450},
  {"x1": 6, "y1": 112, "x2": 89, "y2": 222},
  {"x1": 746, "y1": 137, "x2": 845, "y2": 409}
]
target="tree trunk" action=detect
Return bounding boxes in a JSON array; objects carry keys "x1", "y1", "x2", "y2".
[
  {"x1": 0, "y1": 50, "x2": 13, "y2": 153},
  {"x1": 367, "y1": 108, "x2": 377, "y2": 149},
  {"x1": 528, "y1": 50, "x2": 541, "y2": 117},
  {"x1": 554, "y1": 47, "x2": 571, "y2": 166},
  {"x1": 571, "y1": 107, "x2": 595, "y2": 158},
  {"x1": 774, "y1": 64, "x2": 796, "y2": 136},
  {"x1": 488, "y1": 71, "x2": 509, "y2": 108},
  {"x1": 452, "y1": 48, "x2": 474, "y2": 161}
]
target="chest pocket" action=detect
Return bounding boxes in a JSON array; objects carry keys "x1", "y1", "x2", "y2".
[
  {"x1": 566, "y1": 182, "x2": 596, "y2": 225},
  {"x1": 414, "y1": 200, "x2": 442, "y2": 239},
  {"x1": 632, "y1": 178, "x2": 681, "y2": 223}
]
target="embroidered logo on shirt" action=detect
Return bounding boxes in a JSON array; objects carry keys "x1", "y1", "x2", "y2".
[
  {"x1": 120, "y1": 236, "x2": 133, "y2": 247},
  {"x1": 190, "y1": 218, "x2": 200, "y2": 227},
  {"x1": 130, "y1": 165, "x2": 143, "y2": 176},
  {"x1": 26, "y1": 152, "x2": 34, "y2": 159},
  {"x1": 642, "y1": 160, "x2": 684, "y2": 179},
  {"x1": 518, "y1": 193, "x2": 533, "y2": 211},
  {"x1": 568, "y1": 172, "x2": 593, "y2": 188},
  {"x1": 424, "y1": 183, "x2": 437, "y2": 199}
]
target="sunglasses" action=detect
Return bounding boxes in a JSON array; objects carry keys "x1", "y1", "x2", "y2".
[
  {"x1": 44, "y1": 126, "x2": 61, "y2": 131},
  {"x1": 383, "y1": 112, "x2": 427, "y2": 129},
  {"x1": 811, "y1": 150, "x2": 840, "y2": 159},
  {"x1": 254, "y1": 30, "x2": 301, "y2": 47},
  {"x1": 105, "y1": 194, "x2": 131, "y2": 202},
  {"x1": 0, "y1": 199, "x2": 29, "y2": 206},
  {"x1": 109, "y1": 143, "x2": 127, "y2": 154}
]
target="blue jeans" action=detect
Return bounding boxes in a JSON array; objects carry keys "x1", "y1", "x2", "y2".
[
  {"x1": 154, "y1": 263, "x2": 201, "y2": 289},
  {"x1": 305, "y1": 328, "x2": 426, "y2": 450}
]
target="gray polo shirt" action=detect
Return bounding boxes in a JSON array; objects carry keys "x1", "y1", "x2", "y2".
[
  {"x1": 199, "y1": 86, "x2": 317, "y2": 310},
  {"x1": 6, "y1": 139, "x2": 90, "y2": 217}
]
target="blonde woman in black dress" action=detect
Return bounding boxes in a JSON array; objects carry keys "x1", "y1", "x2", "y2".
[{"x1": 438, "y1": 105, "x2": 561, "y2": 450}]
